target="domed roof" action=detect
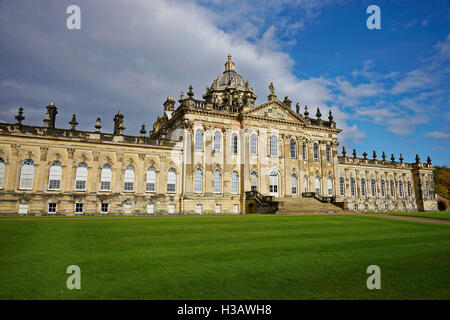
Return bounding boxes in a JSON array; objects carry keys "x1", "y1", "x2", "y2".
[
  {"x1": 213, "y1": 54, "x2": 252, "y2": 91},
  {"x1": 216, "y1": 70, "x2": 247, "y2": 87}
]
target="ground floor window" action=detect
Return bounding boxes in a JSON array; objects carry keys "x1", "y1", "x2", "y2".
[
  {"x1": 18, "y1": 204, "x2": 28, "y2": 215},
  {"x1": 196, "y1": 204, "x2": 202, "y2": 214},
  {"x1": 75, "y1": 203, "x2": 84, "y2": 214},
  {"x1": 168, "y1": 204, "x2": 175, "y2": 214},
  {"x1": 147, "y1": 204, "x2": 154, "y2": 214},
  {"x1": 48, "y1": 203, "x2": 56, "y2": 214},
  {"x1": 215, "y1": 204, "x2": 221, "y2": 214},
  {"x1": 233, "y1": 204, "x2": 239, "y2": 213},
  {"x1": 101, "y1": 203, "x2": 109, "y2": 214},
  {"x1": 124, "y1": 204, "x2": 132, "y2": 213}
]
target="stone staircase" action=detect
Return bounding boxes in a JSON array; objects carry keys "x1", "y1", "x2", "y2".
[{"x1": 275, "y1": 196, "x2": 347, "y2": 215}]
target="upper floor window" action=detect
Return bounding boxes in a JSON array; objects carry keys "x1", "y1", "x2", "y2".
[
  {"x1": 194, "y1": 168, "x2": 203, "y2": 193},
  {"x1": 327, "y1": 177, "x2": 333, "y2": 196},
  {"x1": 291, "y1": 173, "x2": 298, "y2": 195},
  {"x1": 399, "y1": 181, "x2": 404, "y2": 197},
  {"x1": 407, "y1": 181, "x2": 412, "y2": 197},
  {"x1": 195, "y1": 129, "x2": 203, "y2": 151},
  {"x1": 361, "y1": 178, "x2": 366, "y2": 196},
  {"x1": 231, "y1": 134, "x2": 238, "y2": 155},
  {"x1": 339, "y1": 177, "x2": 345, "y2": 196},
  {"x1": 124, "y1": 166, "x2": 135, "y2": 192},
  {"x1": 290, "y1": 140, "x2": 296, "y2": 158},
  {"x1": 390, "y1": 180, "x2": 395, "y2": 197},
  {"x1": 214, "y1": 131, "x2": 221, "y2": 151},
  {"x1": 101, "y1": 164, "x2": 112, "y2": 191},
  {"x1": 167, "y1": 168, "x2": 176, "y2": 193},
  {"x1": 313, "y1": 144, "x2": 319, "y2": 162},
  {"x1": 250, "y1": 171, "x2": 258, "y2": 191},
  {"x1": 326, "y1": 146, "x2": 331, "y2": 162},
  {"x1": 231, "y1": 171, "x2": 239, "y2": 194},
  {"x1": 146, "y1": 166, "x2": 156, "y2": 192},
  {"x1": 48, "y1": 161, "x2": 62, "y2": 190},
  {"x1": 213, "y1": 170, "x2": 222, "y2": 193},
  {"x1": 250, "y1": 134, "x2": 258, "y2": 155},
  {"x1": 0, "y1": 158, "x2": 5, "y2": 189},
  {"x1": 270, "y1": 135, "x2": 278, "y2": 157},
  {"x1": 371, "y1": 179, "x2": 376, "y2": 197},
  {"x1": 381, "y1": 179, "x2": 386, "y2": 197},
  {"x1": 350, "y1": 178, "x2": 355, "y2": 196},
  {"x1": 302, "y1": 143, "x2": 307, "y2": 160},
  {"x1": 425, "y1": 181, "x2": 430, "y2": 197},
  {"x1": 19, "y1": 159, "x2": 34, "y2": 190},
  {"x1": 75, "y1": 162, "x2": 88, "y2": 191}
]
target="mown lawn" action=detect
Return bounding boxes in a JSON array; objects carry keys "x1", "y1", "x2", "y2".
[
  {"x1": 391, "y1": 212, "x2": 450, "y2": 220},
  {"x1": 0, "y1": 215, "x2": 449, "y2": 300}
]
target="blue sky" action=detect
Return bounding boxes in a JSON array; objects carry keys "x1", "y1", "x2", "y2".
[{"x1": 0, "y1": 0, "x2": 449, "y2": 165}]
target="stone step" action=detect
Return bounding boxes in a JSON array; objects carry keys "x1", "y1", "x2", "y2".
[{"x1": 274, "y1": 197, "x2": 346, "y2": 215}]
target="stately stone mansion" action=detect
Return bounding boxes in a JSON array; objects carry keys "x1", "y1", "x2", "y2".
[{"x1": 0, "y1": 55, "x2": 437, "y2": 215}]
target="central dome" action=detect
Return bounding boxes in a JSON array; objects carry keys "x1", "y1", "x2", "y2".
[{"x1": 216, "y1": 69, "x2": 247, "y2": 88}]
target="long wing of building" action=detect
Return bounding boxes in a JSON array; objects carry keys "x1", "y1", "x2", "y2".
[{"x1": 0, "y1": 55, "x2": 437, "y2": 215}]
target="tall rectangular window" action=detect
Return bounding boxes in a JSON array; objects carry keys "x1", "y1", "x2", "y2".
[
  {"x1": 290, "y1": 140, "x2": 296, "y2": 158},
  {"x1": 195, "y1": 129, "x2": 203, "y2": 151},
  {"x1": 0, "y1": 158, "x2": 5, "y2": 189},
  {"x1": 123, "y1": 166, "x2": 134, "y2": 192},
  {"x1": 270, "y1": 135, "x2": 278, "y2": 157},
  {"x1": 313, "y1": 144, "x2": 319, "y2": 162},
  {"x1": 339, "y1": 177, "x2": 345, "y2": 196},
  {"x1": 291, "y1": 174, "x2": 297, "y2": 195},
  {"x1": 231, "y1": 134, "x2": 238, "y2": 155},
  {"x1": 194, "y1": 169, "x2": 203, "y2": 193},
  {"x1": 146, "y1": 167, "x2": 156, "y2": 192},
  {"x1": 75, "y1": 163, "x2": 88, "y2": 191},
  {"x1": 100, "y1": 164, "x2": 112, "y2": 191},
  {"x1": 167, "y1": 168, "x2": 176, "y2": 193},
  {"x1": 48, "y1": 161, "x2": 62, "y2": 190},
  {"x1": 250, "y1": 134, "x2": 257, "y2": 155},
  {"x1": 302, "y1": 143, "x2": 307, "y2": 160},
  {"x1": 214, "y1": 131, "x2": 221, "y2": 151},
  {"x1": 19, "y1": 160, "x2": 34, "y2": 190},
  {"x1": 326, "y1": 146, "x2": 331, "y2": 162},
  {"x1": 101, "y1": 203, "x2": 109, "y2": 214},
  {"x1": 231, "y1": 171, "x2": 238, "y2": 194}
]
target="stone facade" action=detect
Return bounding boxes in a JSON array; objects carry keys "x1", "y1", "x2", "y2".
[{"x1": 0, "y1": 55, "x2": 437, "y2": 215}]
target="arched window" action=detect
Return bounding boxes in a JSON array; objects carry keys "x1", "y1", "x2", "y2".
[
  {"x1": 326, "y1": 145, "x2": 331, "y2": 162},
  {"x1": 381, "y1": 180, "x2": 386, "y2": 197},
  {"x1": 327, "y1": 177, "x2": 333, "y2": 195},
  {"x1": 48, "y1": 161, "x2": 62, "y2": 190},
  {"x1": 19, "y1": 159, "x2": 34, "y2": 190},
  {"x1": 250, "y1": 134, "x2": 258, "y2": 155},
  {"x1": 214, "y1": 131, "x2": 221, "y2": 151},
  {"x1": 270, "y1": 135, "x2": 278, "y2": 157},
  {"x1": 75, "y1": 162, "x2": 88, "y2": 191},
  {"x1": 124, "y1": 166, "x2": 135, "y2": 192},
  {"x1": 231, "y1": 171, "x2": 239, "y2": 194},
  {"x1": 100, "y1": 164, "x2": 112, "y2": 191},
  {"x1": 213, "y1": 170, "x2": 222, "y2": 193},
  {"x1": 390, "y1": 180, "x2": 395, "y2": 197},
  {"x1": 399, "y1": 181, "x2": 404, "y2": 197},
  {"x1": 195, "y1": 129, "x2": 203, "y2": 151},
  {"x1": 302, "y1": 143, "x2": 307, "y2": 160},
  {"x1": 407, "y1": 181, "x2": 412, "y2": 197},
  {"x1": 315, "y1": 176, "x2": 320, "y2": 194},
  {"x1": 251, "y1": 171, "x2": 258, "y2": 191},
  {"x1": 291, "y1": 173, "x2": 297, "y2": 195},
  {"x1": 194, "y1": 168, "x2": 203, "y2": 193},
  {"x1": 167, "y1": 168, "x2": 176, "y2": 193},
  {"x1": 231, "y1": 134, "x2": 238, "y2": 155},
  {"x1": 313, "y1": 144, "x2": 319, "y2": 162},
  {"x1": 371, "y1": 179, "x2": 376, "y2": 197},
  {"x1": 0, "y1": 158, "x2": 5, "y2": 189},
  {"x1": 350, "y1": 178, "x2": 355, "y2": 196},
  {"x1": 146, "y1": 166, "x2": 156, "y2": 192},
  {"x1": 339, "y1": 177, "x2": 345, "y2": 196},
  {"x1": 290, "y1": 140, "x2": 296, "y2": 158},
  {"x1": 361, "y1": 178, "x2": 366, "y2": 196},
  {"x1": 304, "y1": 176, "x2": 309, "y2": 192}
]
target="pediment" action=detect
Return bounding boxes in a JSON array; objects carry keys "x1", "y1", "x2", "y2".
[{"x1": 243, "y1": 100, "x2": 306, "y2": 124}]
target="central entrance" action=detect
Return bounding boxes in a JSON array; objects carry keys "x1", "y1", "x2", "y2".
[{"x1": 269, "y1": 171, "x2": 279, "y2": 197}]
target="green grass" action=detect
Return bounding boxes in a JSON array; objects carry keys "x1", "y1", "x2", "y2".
[
  {"x1": 0, "y1": 215, "x2": 449, "y2": 300},
  {"x1": 391, "y1": 212, "x2": 450, "y2": 220}
]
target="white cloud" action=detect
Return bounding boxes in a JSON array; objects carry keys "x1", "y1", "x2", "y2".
[{"x1": 424, "y1": 130, "x2": 450, "y2": 139}]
